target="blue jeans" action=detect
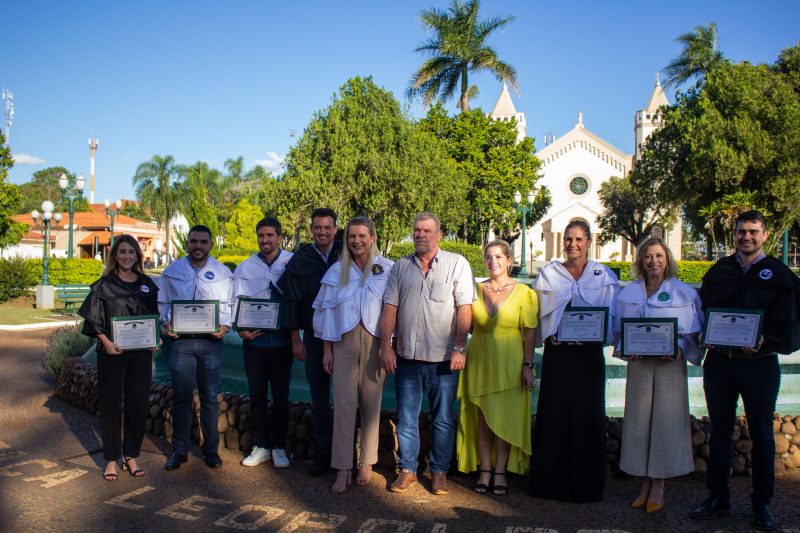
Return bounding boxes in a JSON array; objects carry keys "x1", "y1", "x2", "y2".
[
  {"x1": 395, "y1": 358, "x2": 459, "y2": 473},
  {"x1": 169, "y1": 337, "x2": 224, "y2": 456},
  {"x1": 704, "y1": 350, "x2": 780, "y2": 506},
  {"x1": 303, "y1": 330, "x2": 332, "y2": 455}
]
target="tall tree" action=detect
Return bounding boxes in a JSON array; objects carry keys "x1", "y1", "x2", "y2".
[
  {"x1": 419, "y1": 102, "x2": 549, "y2": 245},
  {"x1": 16, "y1": 167, "x2": 90, "y2": 214},
  {"x1": 406, "y1": 0, "x2": 518, "y2": 112},
  {"x1": 225, "y1": 199, "x2": 264, "y2": 249},
  {"x1": 224, "y1": 156, "x2": 245, "y2": 187},
  {"x1": 663, "y1": 22, "x2": 726, "y2": 89},
  {"x1": 281, "y1": 76, "x2": 468, "y2": 253},
  {"x1": 0, "y1": 132, "x2": 27, "y2": 250},
  {"x1": 132, "y1": 155, "x2": 181, "y2": 261}
]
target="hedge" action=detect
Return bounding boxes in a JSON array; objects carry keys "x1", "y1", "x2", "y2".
[
  {"x1": 211, "y1": 249, "x2": 258, "y2": 258},
  {"x1": 28, "y1": 259, "x2": 104, "y2": 285},
  {"x1": 219, "y1": 256, "x2": 251, "y2": 272},
  {"x1": 387, "y1": 241, "x2": 488, "y2": 277},
  {"x1": 602, "y1": 261, "x2": 715, "y2": 282}
]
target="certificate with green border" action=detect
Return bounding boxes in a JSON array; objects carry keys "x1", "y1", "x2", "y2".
[
  {"x1": 171, "y1": 300, "x2": 220, "y2": 334},
  {"x1": 621, "y1": 318, "x2": 678, "y2": 357},
  {"x1": 111, "y1": 314, "x2": 160, "y2": 351},
  {"x1": 233, "y1": 298, "x2": 281, "y2": 331},
  {"x1": 702, "y1": 308, "x2": 764, "y2": 349},
  {"x1": 556, "y1": 306, "x2": 609, "y2": 344}
]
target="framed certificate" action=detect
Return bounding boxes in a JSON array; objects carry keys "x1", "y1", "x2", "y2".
[
  {"x1": 556, "y1": 307, "x2": 609, "y2": 344},
  {"x1": 702, "y1": 308, "x2": 764, "y2": 349},
  {"x1": 620, "y1": 318, "x2": 678, "y2": 357},
  {"x1": 234, "y1": 298, "x2": 281, "y2": 331},
  {"x1": 111, "y1": 315, "x2": 160, "y2": 351},
  {"x1": 171, "y1": 300, "x2": 220, "y2": 334}
]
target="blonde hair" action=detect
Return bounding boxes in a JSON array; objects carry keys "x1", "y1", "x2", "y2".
[
  {"x1": 631, "y1": 236, "x2": 679, "y2": 280},
  {"x1": 102, "y1": 234, "x2": 145, "y2": 277},
  {"x1": 339, "y1": 217, "x2": 378, "y2": 287},
  {"x1": 484, "y1": 240, "x2": 513, "y2": 260}
]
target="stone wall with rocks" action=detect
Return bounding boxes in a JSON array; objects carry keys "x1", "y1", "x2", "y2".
[{"x1": 55, "y1": 358, "x2": 800, "y2": 474}]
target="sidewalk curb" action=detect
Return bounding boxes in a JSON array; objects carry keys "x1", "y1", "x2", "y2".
[{"x1": 0, "y1": 319, "x2": 81, "y2": 331}]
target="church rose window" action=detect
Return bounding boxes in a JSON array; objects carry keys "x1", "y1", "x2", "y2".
[{"x1": 569, "y1": 176, "x2": 589, "y2": 196}]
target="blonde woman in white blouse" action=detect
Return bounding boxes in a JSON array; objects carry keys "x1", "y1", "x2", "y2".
[
  {"x1": 313, "y1": 217, "x2": 394, "y2": 493},
  {"x1": 613, "y1": 236, "x2": 704, "y2": 513}
]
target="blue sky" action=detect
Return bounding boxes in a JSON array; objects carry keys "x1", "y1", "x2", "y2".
[{"x1": 3, "y1": 1, "x2": 798, "y2": 204}]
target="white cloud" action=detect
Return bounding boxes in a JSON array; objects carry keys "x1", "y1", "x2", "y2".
[
  {"x1": 12, "y1": 154, "x2": 46, "y2": 165},
  {"x1": 121, "y1": 157, "x2": 131, "y2": 163},
  {"x1": 254, "y1": 151, "x2": 284, "y2": 173}
]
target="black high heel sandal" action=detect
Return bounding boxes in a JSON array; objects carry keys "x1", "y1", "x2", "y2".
[
  {"x1": 103, "y1": 462, "x2": 118, "y2": 481},
  {"x1": 492, "y1": 470, "x2": 508, "y2": 496},
  {"x1": 122, "y1": 457, "x2": 145, "y2": 477},
  {"x1": 474, "y1": 469, "x2": 492, "y2": 493}
]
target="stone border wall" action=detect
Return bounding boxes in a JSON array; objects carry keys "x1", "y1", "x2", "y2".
[{"x1": 56, "y1": 357, "x2": 800, "y2": 474}]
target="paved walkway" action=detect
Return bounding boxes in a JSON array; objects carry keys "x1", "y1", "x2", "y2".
[{"x1": 1, "y1": 329, "x2": 799, "y2": 533}]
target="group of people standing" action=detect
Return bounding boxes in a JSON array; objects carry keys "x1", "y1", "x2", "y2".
[{"x1": 78, "y1": 208, "x2": 796, "y2": 531}]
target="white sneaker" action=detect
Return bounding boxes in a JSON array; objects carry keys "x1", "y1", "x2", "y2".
[
  {"x1": 241, "y1": 446, "x2": 271, "y2": 466},
  {"x1": 272, "y1": 448, "x2": 290, "y2": 468}
]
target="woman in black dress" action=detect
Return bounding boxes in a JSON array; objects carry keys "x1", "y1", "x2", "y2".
[
  {"x1": 528, "y1": 220, "x2": 620, "y2": 502},
  {"x1": 78, "y1": 235, "x2": 160, "y2": 481}
]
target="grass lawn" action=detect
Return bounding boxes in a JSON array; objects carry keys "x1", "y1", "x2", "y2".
[{"x1": 0, "y1": 296, "x2": 76, "y2": 326}]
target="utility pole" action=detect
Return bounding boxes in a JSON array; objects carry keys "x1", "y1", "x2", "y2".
[
  {"x1": 89, "y1": 137, "x2": 99, "y2": 204},
  {"x1": 2, "y1": 89, "x2": 13, "y2": 144}
]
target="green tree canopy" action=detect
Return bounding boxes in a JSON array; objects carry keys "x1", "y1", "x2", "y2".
[
  {"x1": 406, "y1": 0, "x2": 518, "y2": 112},
  {"x1": 279, "y1": 76, "x2": 468, "y2": 253},
  {"x1": 132, "y1": 155, "x2": 181, "y2": 259},
  {"x1": 636, "y1": 58, "x2": 800, "y2": 252},
  {"x1": 225, "y1": 199, "x2": 264, "y2": 249},
  {"x1": 16, "y1": 166, "x2": 91, "y2": 214},
  {"x1": 663, "y1": 22, "x2": 726, "y2": 89},
  {"x1": 0, "y1": 132, "x2": 27, "y2": 249},
  {"x1": 419, "y1": 102, "x2": 549, "y2": 245}
]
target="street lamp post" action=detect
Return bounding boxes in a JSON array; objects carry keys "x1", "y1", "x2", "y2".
[
  {"x1": 514, "y1": 190, "x2": 536, "y2": 278},
  {"x1": 105, "y1": 197, "x2": 123, "y2": 252},
  {"x1": 58, "y1": 173, "x2": 85, "y2": 259},
  {"x1": 30, "y1": 201, "x2": 62, "y2": 286}
]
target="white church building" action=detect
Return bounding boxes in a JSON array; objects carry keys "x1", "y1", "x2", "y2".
[{"x1": 489, "y1": 78, "x2": 681, "y2": 264}]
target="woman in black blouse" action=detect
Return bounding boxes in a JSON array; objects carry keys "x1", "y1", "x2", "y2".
[{"x1": 78, "y1": 235, "x2": 160, "y2": 481}]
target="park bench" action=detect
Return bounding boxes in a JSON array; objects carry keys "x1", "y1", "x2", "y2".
[{"x1": 55, "y1": 284, "x2": 92, "y2": 316}]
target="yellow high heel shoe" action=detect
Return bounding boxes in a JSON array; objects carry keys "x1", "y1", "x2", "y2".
[
  {"x1": 647, "y1": 495, "x2": 665, "y2": 513},
  {"x1": 631, "y1": 498, "x2": 646, "y2": 508}
]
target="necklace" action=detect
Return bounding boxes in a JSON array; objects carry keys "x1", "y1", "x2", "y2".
[{"x1": 485, "y1": 282, "x2": 510, "y2": 294}]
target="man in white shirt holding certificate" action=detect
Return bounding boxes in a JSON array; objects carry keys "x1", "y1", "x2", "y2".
[
  {"x1": 158, "y1": 225, "x2": 233, "y2": 471},
  {"x1": 231, "y1": 217, "x2": 294, "y2": 469}
]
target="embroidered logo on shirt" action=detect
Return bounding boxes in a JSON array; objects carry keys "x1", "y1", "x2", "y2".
[
  {"x1": 372, "y1": 264, "x2": 384, "y2": 276},
  {"x1": 759, "y1": 269, "x2": 772, "y2": 280},
  {"x1": 141, "y1": 286, "x2": 150, "y2": 293},
  {"x1": 594, "y1": 270, "x2": 602, "y2": 275},
  {"x1": 658, "y1": 292, "x2": 670, "y2": 302},
  {"x1": 205, "y1": 271, "x2": 215, "y2": 280}
]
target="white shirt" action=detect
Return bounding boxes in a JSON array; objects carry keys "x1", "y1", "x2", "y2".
[
  {"x1": 613, "y1": 277, "x2": 705, "y2": 365},
  {"x1": 534, "y1": 259, "x2": 621, "y2": 346},
  {"x1": 157, "y1": 256, "x2": 234, "y2": 327},
  {"x1": 230, "y1": 250, "x2": 293, "y2": 309},
  {"x1": 312, "y1": 256, "x2": 394, "y2": 342}
]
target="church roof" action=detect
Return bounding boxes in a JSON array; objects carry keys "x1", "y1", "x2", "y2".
[
  {"x1": 645, "y1": 80, "x2": 670, "y2": 113},
  {"x1": 491, "y1": 84, "x2": 517, "y2": 116}
]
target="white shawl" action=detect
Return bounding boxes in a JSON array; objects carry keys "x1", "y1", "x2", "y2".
[{"x1": 157, "y1": 256, "x2": 234, "y2": 326}]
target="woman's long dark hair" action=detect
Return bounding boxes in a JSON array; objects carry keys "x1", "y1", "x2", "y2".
[{"x1": 101, "y1": 234, "x2": 145, "y2": 277}]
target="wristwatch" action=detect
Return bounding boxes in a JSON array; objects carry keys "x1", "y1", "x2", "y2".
[
  {"x1": 454, "y1": 347, "x2": 467, "y2": 355},
  {"x1": 523, "y1": 361, "x2": 534, "y2": 369}
]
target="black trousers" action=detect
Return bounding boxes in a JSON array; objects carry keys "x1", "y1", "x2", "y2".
[
  {"x1": 97, "y1": 350, "x2": 153, "y2": 462},
  {"x1": 703, "y1": 350, "x2": 780, "y2": 506},
  {"x1": 243, "y1": 342, "x2": 294, "y2": 450}
]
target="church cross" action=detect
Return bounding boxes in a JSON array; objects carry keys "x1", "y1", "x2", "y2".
[{"x1": 656, "y1": 71, "x2": 660, "y2": 84}]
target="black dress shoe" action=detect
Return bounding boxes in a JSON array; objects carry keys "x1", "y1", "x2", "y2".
[
  {"x1": 164, "y1": 454, "x2": 188, "y2": 471},
  {"x1": 753, "y1": 503, "x2": 775, "y2": 531},
  {"x1": 689, "y1": 495, "x2": 731, "y2": 520},
  {"x1": 205, "y1": 452, "x2": 223, "y2": 469},
  {"x1": 307, "y1": 452, "x2": 331, "y2": 477}
]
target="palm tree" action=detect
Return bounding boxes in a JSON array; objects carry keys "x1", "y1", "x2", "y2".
[
  {"x1": 663, "y1": 22, "x2": 725, "y2": 89},
  {"x1": 224, "y1": 156, "x2": 244, "y2": 187},
  {"x1": 132, "y1": 155, "x2": 181, "y2": 262},
  {"x1": 406, "y1": 0, "x2": 518, "y2": 112}
]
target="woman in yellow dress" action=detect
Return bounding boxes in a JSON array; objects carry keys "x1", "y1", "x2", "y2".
[{"x1": 457, "y1": 240, "x2": 537, "y2": 496}]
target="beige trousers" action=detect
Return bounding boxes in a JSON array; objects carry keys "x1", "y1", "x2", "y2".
[
  {"x1": 619, "y1": 357, "x2": 694, "y2": 479},
  {"x1": 331, "y1": 321, "x2": 386, "y2": 470}
]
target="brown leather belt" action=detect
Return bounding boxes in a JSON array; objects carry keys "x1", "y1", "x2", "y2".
[{"x1": 712, "y1": 348, "x2": 776, "y2": 360}]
